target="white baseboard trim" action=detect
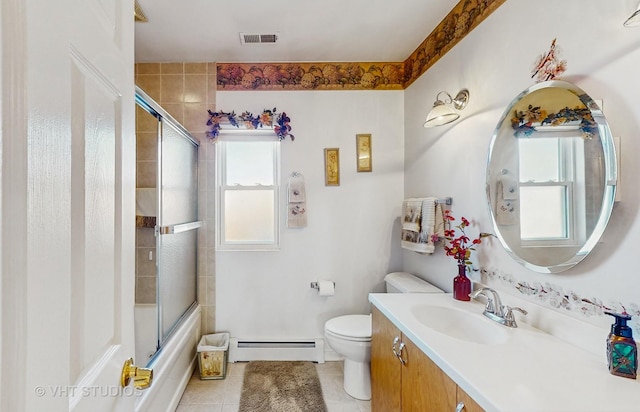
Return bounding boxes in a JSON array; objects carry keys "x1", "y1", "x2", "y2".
[{"x1": 229, "y1": 337, "x2": 325, "y2": 363}]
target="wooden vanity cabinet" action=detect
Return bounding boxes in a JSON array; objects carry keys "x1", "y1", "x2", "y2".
[
  {"x1": 371, "y1": 307, "x2": 484, "y2": 412},
  {"x1": 457, "y1": 387, "x2": 484, "y2": 412},
  {"x1": 371, "y1": 306, "x2": 402, "y2": 411}
]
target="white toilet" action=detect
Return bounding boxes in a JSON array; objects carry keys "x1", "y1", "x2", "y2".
[{"x1": 324, "y1": 272, "x2": 443, "y2": 400}]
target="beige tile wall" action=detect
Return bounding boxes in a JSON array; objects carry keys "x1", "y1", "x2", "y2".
[
  {"x1": 135, "y1": 93, "x2": 158, "y2": 305},
  {"x1": 135, "y1": 62, "x2": 216, "y2": 136},
  {"x1": 135, "y1": 227, "x2": 156, "y2": 304},
  {"x1": 135, "y1": 62, "x2": 217, "y2": 334}
]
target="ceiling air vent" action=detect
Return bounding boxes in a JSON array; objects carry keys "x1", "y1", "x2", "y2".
[{"x1": 240, "y1": 33, "x2": 279, "y2": 45}]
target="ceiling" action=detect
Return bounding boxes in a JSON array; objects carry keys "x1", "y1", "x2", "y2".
[{"x1": 134, "y1": 0, "x2": 460, "y2": 63}]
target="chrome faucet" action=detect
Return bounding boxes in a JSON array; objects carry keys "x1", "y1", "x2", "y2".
[
  {"x1": 469, "y1": 287, "x2": 504, "y2": 317},
  {"x1": 469, "y1": 287, "x2": 527, "y2": 328}
]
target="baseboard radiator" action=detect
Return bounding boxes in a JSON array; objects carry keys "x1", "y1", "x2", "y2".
[{"x1": 229, "y1": 338, "x2": 325, "y2": 363}]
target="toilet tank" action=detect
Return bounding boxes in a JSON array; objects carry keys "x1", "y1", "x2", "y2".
[{"x1": 384, "y1": 272, "x2": 444, "y2": 293}]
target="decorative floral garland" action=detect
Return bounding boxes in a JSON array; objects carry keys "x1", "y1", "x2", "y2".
[
  {"x1": 511, "y1": 104, "x2": 597, "y2": 139},
  {"x1": 205, "y1": 108, "x2": 294, "y2": 141}
]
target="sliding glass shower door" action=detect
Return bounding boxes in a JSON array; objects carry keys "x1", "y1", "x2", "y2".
[
  {"x1": 134, "y1": 86, "x2": 200, "y2": 363},
  {"x1": 157, "y1": 118, "x2": 200, "y2": 343}
]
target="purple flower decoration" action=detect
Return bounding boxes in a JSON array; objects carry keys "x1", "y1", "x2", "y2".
[
  {"x1": 206, "y1": 108, "x2": 294, "y2": 141},
  {"x1": 274, "y1": 112, "x2": 294, "y2": 141}
]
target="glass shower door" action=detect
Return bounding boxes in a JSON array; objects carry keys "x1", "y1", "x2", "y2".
[{"x1": 157, "y1": 118, "x2": 200, "y2": 343}]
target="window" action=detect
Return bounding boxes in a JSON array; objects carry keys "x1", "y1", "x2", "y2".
[
  {"x1": 518, "y1": 136, "x2": 585, "y2": 246},
  {"x1": 216, "y1": 135, "x2": 280, "y2": 250}
]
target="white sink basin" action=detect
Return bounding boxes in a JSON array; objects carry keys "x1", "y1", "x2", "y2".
[{"x1": 410, "y1": 304, "x2": 509, "y2": 345}]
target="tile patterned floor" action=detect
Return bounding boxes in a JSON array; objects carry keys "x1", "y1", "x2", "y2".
[{"x1": 176, "y1": 361, "x2": 371, "y2": 412}]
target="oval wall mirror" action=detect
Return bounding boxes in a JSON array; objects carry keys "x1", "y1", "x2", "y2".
[{"x1": 486, "y1": 80, "x2": 617, "y2": 273}]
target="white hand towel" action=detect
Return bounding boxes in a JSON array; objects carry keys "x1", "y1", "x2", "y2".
[
  {"x1": 420, "y1": 197, "x2": 437, "y2": 240},
  {"x1": 501, "y1": 176, "x2": 519, "y2": 200},
  {"x1": 401, "y1": 198, "x2": 423, "y2": 232},
  {"x1": 401, "y1": 197, "x2": 438, "y2": 254},
  {"x1": 287, "y1": 203, "x2": 307, "y2": 227},
  {"x1": 420, "y1": 197, "x2": 438, "y2": 253},
  {"x1": 434, "y1": 202, "x2": 445, "y2": 239},
  {"x1": 496, "y1": 181, "x2": 518, "y2": 225},
  {"x1": 136, "y1": 188, "x2": 157, "y2": 217},
  {"x1": 288, "y1": 181, "x2": 306, "y2": 202},
  {"x1": 287, "y1": 174, "x2": 307, "y2": 228}
]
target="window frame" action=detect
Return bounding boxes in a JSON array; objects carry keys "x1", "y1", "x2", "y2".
[
  {"x1": 215, "y1": 131, "x2": 281, "y2": 251},
  {"x1": 518, "y1": 135, "x2": 584, "y2": 247}
]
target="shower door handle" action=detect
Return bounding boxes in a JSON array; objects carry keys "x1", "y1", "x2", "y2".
[{"x1": 158, "y1": 220, "x2": 203, "y2": 235}]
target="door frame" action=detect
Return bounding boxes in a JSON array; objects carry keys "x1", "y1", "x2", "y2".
[{"x1": 1, "y1": 0, "x2": 29, "y2": 410}]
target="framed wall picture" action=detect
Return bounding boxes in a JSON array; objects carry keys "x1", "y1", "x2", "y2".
[
  {"x1": 356, "y1": 134, "x2": 372, "y2": 172},
  {"x1": 324, "y1": 148, "x2": 340, "y2": 186}
]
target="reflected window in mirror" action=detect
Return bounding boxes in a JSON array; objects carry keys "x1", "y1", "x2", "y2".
[{"x1": 518, "y1": 136, "x2": 585, "y2": 247}]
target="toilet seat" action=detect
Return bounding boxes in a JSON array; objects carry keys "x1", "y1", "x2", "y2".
[
  {"x1": 322, "y1": 273, "x2": 440, "y2": 402},
  {"x1": 324, "y1": 314, "x2": 371, "y2": 341}
]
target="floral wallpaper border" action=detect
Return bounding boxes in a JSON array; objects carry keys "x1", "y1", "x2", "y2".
[
  {"x1": 216, "y1": 0, "x2": 506, "y2": 91},
  {"x1": 478, "y1": 266, "x2": 640, "y2": 331},
  {"x1": 216, "y1": 62, "x2": 405, "y2": 91},
  {"x1": 403, "y1": 0, "x2": 506, "y2": 88}
]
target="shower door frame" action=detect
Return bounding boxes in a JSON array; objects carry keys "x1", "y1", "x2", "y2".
[{"x1": 135, "y1": 86, "x2": 200, "y2": 360}]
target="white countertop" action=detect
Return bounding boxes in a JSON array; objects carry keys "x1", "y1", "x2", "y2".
[{"x1": 369, "y1": 293, "x2": 640, "y2": 412}]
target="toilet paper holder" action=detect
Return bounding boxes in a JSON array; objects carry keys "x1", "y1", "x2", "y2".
[{"x1": 310, "y1": 281, "x2": 335, "y2": 290}]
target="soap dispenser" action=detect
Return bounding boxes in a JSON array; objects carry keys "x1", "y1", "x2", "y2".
[{"x1": 605, "y1": 311, "x2": 637, "y2": 379}]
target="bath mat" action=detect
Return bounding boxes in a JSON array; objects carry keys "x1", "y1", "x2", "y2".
[{"x1": 238, "y1": 361, "x2": 327, "y2": 412}]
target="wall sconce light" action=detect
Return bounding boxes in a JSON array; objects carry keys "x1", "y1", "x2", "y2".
[
  {"x1": 423, "y1": 89, "x2": 470, "y2": 128},
  {"x1": 624, "y1": 2, "x2": 640, "y2": 27}
]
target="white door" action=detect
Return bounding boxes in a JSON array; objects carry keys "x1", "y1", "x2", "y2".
[{"x1": 1, "y1": 0, "x2": 137, "y2": 411}]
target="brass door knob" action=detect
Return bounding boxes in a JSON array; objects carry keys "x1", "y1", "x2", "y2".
[{"x1": 121, "y1": 357, "x2": 153, "y2": 389}]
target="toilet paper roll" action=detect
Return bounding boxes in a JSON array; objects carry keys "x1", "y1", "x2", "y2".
[{"x1": 317, "y1": 280, "x2": 335, "y2": 297}]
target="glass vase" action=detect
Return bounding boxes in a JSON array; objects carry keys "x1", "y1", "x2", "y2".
[{"x1": 453, "y1": 263, "x2": 471, "y2": 301}]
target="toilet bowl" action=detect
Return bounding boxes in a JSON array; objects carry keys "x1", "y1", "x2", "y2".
[
  {"x1": 323, "y1": 272, "x2": 443, "y2": 401},
  {"x1": 324, "y1": 314, "x2": 372, "y2": 400}
]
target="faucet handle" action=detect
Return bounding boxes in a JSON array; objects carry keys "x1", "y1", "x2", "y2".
[
  {"x1": 503, "y1": 306, "x2": 528, "y2": 328},
  {"x1": 468, "y1": 288, "x2": 488, "y2": 299},
  {"x1": 469, "y1": 288, "x2": 496, "y2": 314},
  {"x1": 484, "y1": 298, "x2": 495, "y2": 314}
]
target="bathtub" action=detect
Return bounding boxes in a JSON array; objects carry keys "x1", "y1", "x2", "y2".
[
  {"x1": 134, "y1": 304, "x2": 158, "y2": 366},
  {"x1": 135, "y1": 304, "x2": 201, "y2": 412}
]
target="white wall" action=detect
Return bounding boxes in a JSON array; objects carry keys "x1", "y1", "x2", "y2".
[
  {"x1": 213, "y1": 0, "x2": 640, "y2": 349},
  {"x1": 214, "y1": 90, "x2": 404, "y2": 340},
  {"x1": 404, "y1": 0, "x2": 640, "y2": 337}
]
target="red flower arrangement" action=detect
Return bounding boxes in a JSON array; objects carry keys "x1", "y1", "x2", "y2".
[{"x1": 443, "y1": 210, "x2": 492, "y2": 270}]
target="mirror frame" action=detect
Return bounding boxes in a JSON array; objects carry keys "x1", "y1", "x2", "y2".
[{"x1": 486, "y1": 80, "x2": 617, "y2": 273}]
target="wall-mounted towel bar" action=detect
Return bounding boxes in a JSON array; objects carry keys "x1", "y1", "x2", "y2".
[{"x1": 436, "y1": 197, "x2": 452, "y2": 205}]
